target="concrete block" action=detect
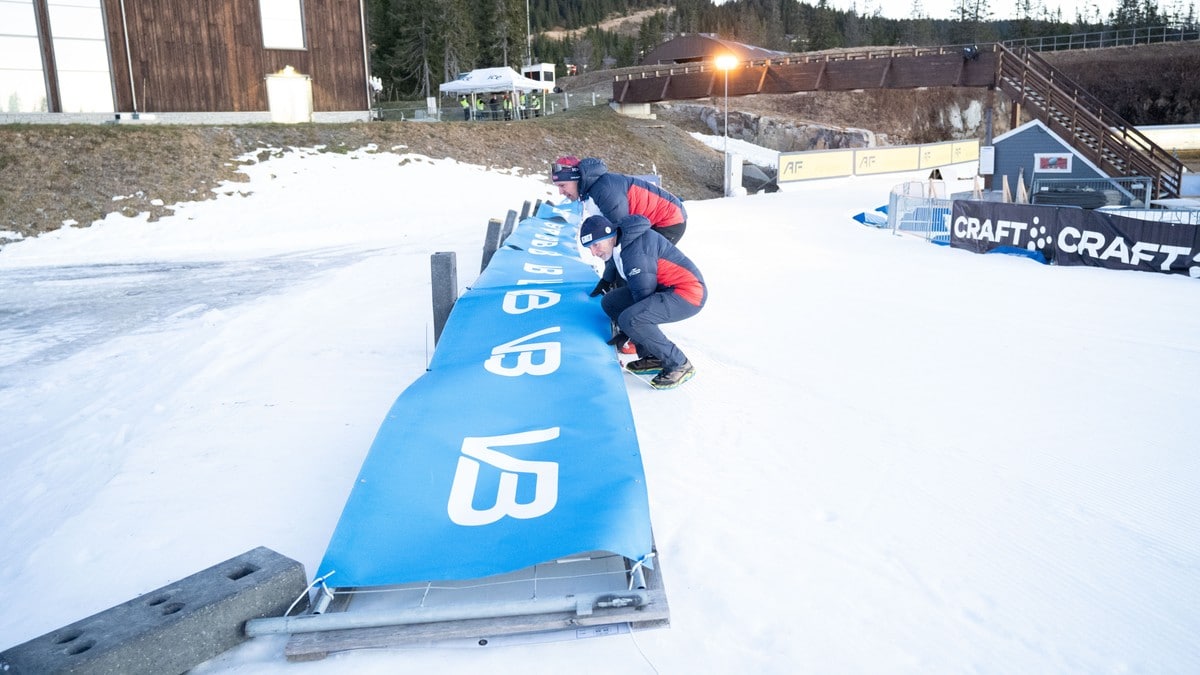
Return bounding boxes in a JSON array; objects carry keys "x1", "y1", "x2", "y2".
[{"x1": 0, "y1": 546, "x2": 307, "y2": 675}]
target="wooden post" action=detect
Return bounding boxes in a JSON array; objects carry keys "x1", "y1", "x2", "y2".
[
  {"x1": 430, "y1": 252, "x2": 457, "y2": 345},
  {"x1": 500, "y1": 209, "x2": 517, "y2": 243},
  {"x1": 480, "y1": 218, "x2": 502, "y2": 273}
]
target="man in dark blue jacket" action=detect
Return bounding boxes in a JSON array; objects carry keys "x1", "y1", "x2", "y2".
[
  {"x1": 553, "y1": 156, "x2": 688, "y2": 244},
  {"x1": 579, "y1": 214, "x2": 706, "y2": 390}
]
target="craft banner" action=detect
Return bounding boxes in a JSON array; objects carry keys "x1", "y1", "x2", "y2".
[
  {"x1": 950, "y1": 200, "x2": 1200, "y2": 278},
  {"x1": 316, "y1": 202, "x2": 655, "y2": 587}
]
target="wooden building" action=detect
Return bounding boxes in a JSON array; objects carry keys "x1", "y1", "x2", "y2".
[
  {"x1": 1, "y1": 0, "x2": 370, "y2": 118},
  {"x1": 639, "y1": 35, "x2": 787, "y2": 66}
]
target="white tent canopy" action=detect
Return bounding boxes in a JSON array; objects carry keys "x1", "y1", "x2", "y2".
[{"x1": 439, "y1": 67, "x2": 555, "y2": 96}]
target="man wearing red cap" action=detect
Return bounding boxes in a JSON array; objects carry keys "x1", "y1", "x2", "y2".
[
  {"x1": 551, "y1": 156, "x2": 688, "y2": 245},
  {"x1": 578, "y1": 213, "x2": 706, "y2": 390}
]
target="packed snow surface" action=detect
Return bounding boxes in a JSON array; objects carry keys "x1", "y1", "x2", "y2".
[{"x1": 2, "y1": 146, "x2": 1198, "y2": 673}]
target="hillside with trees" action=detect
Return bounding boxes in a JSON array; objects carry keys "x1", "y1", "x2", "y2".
[{"x1": 367, "y1": 0, "x2": 1198, "y2": 101}]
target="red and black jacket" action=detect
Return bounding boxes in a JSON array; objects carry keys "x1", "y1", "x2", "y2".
[
  {"x1": 604, "y1": 215, "x2": 706, "y2": 308},
  {"x1": 578, "y1": 157, "x2": 687, "y2": 231}
]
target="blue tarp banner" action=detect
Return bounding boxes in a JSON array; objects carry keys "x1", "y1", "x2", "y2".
[{"x1": 316, "y1": 202, "x2": 655, "y2": 587}]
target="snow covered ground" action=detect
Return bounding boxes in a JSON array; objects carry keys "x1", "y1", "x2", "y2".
[{"x1": 2, "y1": 144, "x2": 1198, "y2": 673}]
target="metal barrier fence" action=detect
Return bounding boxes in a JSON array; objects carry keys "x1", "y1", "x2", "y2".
[
  {"x1": 375, "y1": 91, "x2": 608, "y2": 122},
  {"x1": 887, "y1": 180, "x2": 1200, "y2": 246},
  {"x1": 1097, "y1": 207, "x2": 1200, "y2": 225},
  {"x1": 888, "y1": 182, "x2": 952, "y2": 244},
  {"x1": 1003, "y1": 25, "x2": 1200, "y2": 51},
  {"x1": 1030, "y1": 176, "x2": 1154, "y2": 208}
]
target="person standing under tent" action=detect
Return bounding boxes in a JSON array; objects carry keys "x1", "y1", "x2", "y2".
[{"x1": 578, "y1": 214, "x2": 706, "y2": 390}]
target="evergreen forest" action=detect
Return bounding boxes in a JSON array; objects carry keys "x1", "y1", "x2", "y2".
[{"x1": 366, "y1": 0, "x2": 1199, "y2": 101}]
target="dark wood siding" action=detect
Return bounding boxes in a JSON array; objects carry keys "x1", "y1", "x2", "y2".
[{"x1": 103, "y1": 0, "x2": 367, "y2": 113}]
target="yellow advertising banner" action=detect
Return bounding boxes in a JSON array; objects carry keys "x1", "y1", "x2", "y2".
[
  {"x1": 778, "y1": 150, "x2": 854, "y2": 182},
  {"x1": 854, "y1": 146, "x2": 922, "y2": 175},
  {"x1": 951, "y1": 140, "x2": 980, "y2": 162},
  {"x1": 777, "y1": 139, "x2": 981, "y2": 183},
  {"x1": 919, "y1": 142, "x2": 955, "y2": 169}
]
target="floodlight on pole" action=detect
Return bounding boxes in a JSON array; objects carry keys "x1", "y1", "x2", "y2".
[{"x1": 714, "y1": 55, "x2": 738, "y2": 154}]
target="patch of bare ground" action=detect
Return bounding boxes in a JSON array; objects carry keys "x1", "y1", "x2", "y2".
[
  {"x1": 0, "y1": 105, "x2": 723, "y2": 247},
  {"x1": 541, "y1": 8, "x2": 666, "y2": 41}
]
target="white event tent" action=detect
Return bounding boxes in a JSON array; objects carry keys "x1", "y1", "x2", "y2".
[{"x1": 439, "y1": 67, "x2": 555, "y2": 120}]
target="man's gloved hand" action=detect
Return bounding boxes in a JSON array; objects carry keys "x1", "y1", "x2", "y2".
[
  {"x1": 589, "y1": 279, "x2": 615, "y2": 297},
  {"x1": 606, "y1": 330, "x2": 630, "y2": 347}
]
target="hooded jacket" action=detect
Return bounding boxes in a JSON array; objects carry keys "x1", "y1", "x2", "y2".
[
  {"x1": 578, "y1": 157, "x2": 687, "y2": 230},
  {"x1": 606, "y1": 215, "x2": 705, "y2": 307}
]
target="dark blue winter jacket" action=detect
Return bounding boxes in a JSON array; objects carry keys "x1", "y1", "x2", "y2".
[
  {"x1": 606, "y1": 215, "x2": 705, "y2": 307},
  {"x1": 578, "y1": 158, "x2": 687, "y2": 232}
]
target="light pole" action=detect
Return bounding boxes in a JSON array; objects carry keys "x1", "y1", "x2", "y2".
[
  {"x1": 715, "y1": 55, "x2": 738, "y2": 152},
  {"x1": 714, "y1": 55, "x2": 738, "y2": 195},
  {"x1": 525, "y1": 0, "x2": 532, "y2": 67}
]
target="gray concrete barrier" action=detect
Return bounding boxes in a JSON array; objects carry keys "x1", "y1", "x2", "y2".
[{"x1": 0, "y1": 546, "x2": 306, "y2": 675}]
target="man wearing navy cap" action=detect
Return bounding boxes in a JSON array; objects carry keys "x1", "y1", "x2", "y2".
[
  {"x1": 552, "y1": 156, "x2": 688, "y2": 245},
  {"x1": 579, "y1": 213, "x2": 706, "y2": 390}
]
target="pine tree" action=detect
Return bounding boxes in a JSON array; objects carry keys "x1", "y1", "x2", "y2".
[
  {"x1": 843, "y1": 2, "x2": 866, "y2": 47},
  {"x1": 1112, "y1": 0, "x2": 1142, "y2": 27},
  {"x1": 1139, "y1": 0, "x2": 1164, "y2": 26},
  {"x1": 573, "y1": 34, "x2": 594, "y2": 72},
  {"x1": 809, "y1": 0, "x2": 842, "y2": 51},
  {"x1": 637, "y1": 11, "x2": 667, "y2": 60},
  {"x1": 762, "y1": 0, "x2": 788, "y2": 51},
  {"x1": 675, "y1": 0, "x2": 703, "y2": 34},
  {"x1": 490, "y1": 0, "x2": 514, "y2": 67},
  {"x1": 441, "y1": 0, "x2": 476, "y2": 83},
  {"x1": 393, "y1": 0, "x2": 438, "y2": 98}
]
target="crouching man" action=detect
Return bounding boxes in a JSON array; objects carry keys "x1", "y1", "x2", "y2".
[{"x1": 579, "y1": 214, "x2": 706, "y2": 390}]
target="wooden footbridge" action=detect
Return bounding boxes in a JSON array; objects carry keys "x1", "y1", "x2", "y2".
[{"x1": 612, "y1": 42, "x2": 1184, "y2": 199}]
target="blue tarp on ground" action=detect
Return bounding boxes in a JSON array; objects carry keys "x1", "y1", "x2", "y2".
[
  {"x1": 852, "y1": 205, "x2": 889, "y2": 227},
  {"x1": 316, "y1": 201, "x2": 655, "y2": 587}
]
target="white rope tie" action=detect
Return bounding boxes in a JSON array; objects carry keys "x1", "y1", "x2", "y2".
[
  {"x1": 284, "y1": 570, "x2": 336, "y2": 617},
  {"x1": 627, "y1": 552, "x2": 656, "y2": 591}
]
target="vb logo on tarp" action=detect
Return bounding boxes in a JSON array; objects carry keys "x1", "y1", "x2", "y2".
[{"x1": 447, "y1": 428, "x2": 560, "y2": 526}]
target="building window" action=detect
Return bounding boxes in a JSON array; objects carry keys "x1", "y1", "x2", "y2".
[
  {"x1": 48, "y1": 0, "x2": 114, "y2": 113},
  {"x1": 260, "y1": 0, "x2": 305, "y2": 50},
  {"x1": 0, "y1": 0, "x2": 48, "y2": 112},
  {"x1": 0, "y1": 0, "x2": 114, "y2": 113}
]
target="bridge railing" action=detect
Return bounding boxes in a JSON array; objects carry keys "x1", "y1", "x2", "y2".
[
  {"x1": 612, "y1": 45, "x2": 972, "y2": 82},
  {"x1": 1002, "y1": 24, "x2": 1199, "y2": 52}
]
